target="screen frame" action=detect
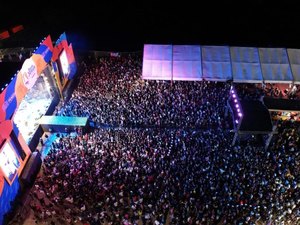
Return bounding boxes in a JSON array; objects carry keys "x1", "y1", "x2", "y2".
[
  {"x1": 57, "y1": 49, "x2": 70, "y2": 85},
  {"x1": 0, "y1": 141, "x2": 21, "y2": 185}
]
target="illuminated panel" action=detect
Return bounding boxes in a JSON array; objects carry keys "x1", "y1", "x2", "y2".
[
  {"x1": 0, "y1": 30, "x2": 9, "y2": 40},
  {"x1": 202, "y1": 46, "x2": 232, "y2": 81},
  {"x1": 287, "y1": 48, "x2": 300, "y2": 84},
  {"x1": 59, "y1": 49, "x2": 70, "y2": 78},
  {"x1": 231, "y1": 47, "x2": 263, "y2": 83},
  {"x1": 259, "y1": 48, "x2": 293, "y2": 83},
  {"x1": 0, "y1": 142, "x2": 20, "y2": 185},
  {"x1": 172, "y1": 45, "x2": 202, "y2": 81},
  {"x1": 142, "y1": 44, "x2": 172, "y2": 80}
]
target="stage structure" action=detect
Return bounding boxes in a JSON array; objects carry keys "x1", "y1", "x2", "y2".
[
  {"x1": 227, "y1": 86, "x2": 275, "y2": 147},
  {"x1": 0, "y1": 32, "x2": 77, "y2": 225},
  {"x1": 51, "y1": 32, "x2": 77, "y2": 99}
]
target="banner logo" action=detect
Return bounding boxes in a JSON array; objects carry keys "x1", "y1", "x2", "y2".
[{"x1": 20, "y1": 58, "x2": 38, "y2": 89}]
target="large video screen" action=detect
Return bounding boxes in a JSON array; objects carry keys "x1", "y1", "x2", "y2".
[
  {"x1": 0, "y1": 142, "x2": 20, "y2": 184},
  {"x1": 59, "y1": 49, "x2": 70, "y2": 78}
]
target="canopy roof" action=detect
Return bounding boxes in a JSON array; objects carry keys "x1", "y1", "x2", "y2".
[
  {"x1": 172, "y1": 45, "x2": 202, "y2": 81},
  {"x1": 259, "y1": 48, "x2": 293, "y2": 83},
  {"x1": 287, "y1": 48, "x2": 300, "y2": 84},
  {"x1": 231, "y1": 47, "x2": 263, "y2": 83},
  {"x1": 202, "y1": 46, "x2": 232, "y2": 81},
  {"x1": 142, "y1": 44, "x2": 299, "y2": 84}
]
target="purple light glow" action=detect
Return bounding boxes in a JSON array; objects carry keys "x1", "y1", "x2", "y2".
[
  {"x1": 237, "y1": 108, "x2": 240, "y2": 112},
  {"x1": 234, "y1": 99, "x2": 237, "y2": 103},
  {"x1": 238, "y1": 113, "x2": 243, "y2": 117},
  {"x1": 232, "y1": 94, "x2": 236, "y2": 98},
  {"x1": 235, "y1": 104, "x2": 239, "y2": 108},
  {"x1": 235, "y1": 119, "x2": 239, "y2": 124}
]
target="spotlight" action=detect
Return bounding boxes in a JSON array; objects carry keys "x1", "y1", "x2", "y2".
[
  {"x1": 235, "y1": 119, "x2": 239, "y2": 124},
  {"x1": 235, "y1": 104, "x2": 239, "y2": 108},
  {"x1": 234, "y1": 99, "x2": 237, "y2": 103},
  {"x1": 231, "y1": 90, "x2": 234, "y2": 94},
  {"x1": 232, "y1": 94, "x2": 236, "y2": 98},
  {"x1": 238, "y1": 113, "x2": 242, "y2": 117},
  {"x1": 237, "y1": 108, "x2": 240, "y2": 112}
]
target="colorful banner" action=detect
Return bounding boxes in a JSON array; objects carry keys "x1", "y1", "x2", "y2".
[
  {"x1": 67, "y1": 44, "x2": 77, "y2": 79},
  {"x1": 0, "y1": 35, "x2": 54, "y2": 122},
  {"x1": 52, "y1": 32, "x2": 68, "y2": 61}
]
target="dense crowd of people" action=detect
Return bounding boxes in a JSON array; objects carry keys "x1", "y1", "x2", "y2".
[
  {"x1": 26, "y1": 54, "x2": 300, "y2": 225},
  {"x1": 55, "y1": 56, "x2": 232, "y2": 130}
]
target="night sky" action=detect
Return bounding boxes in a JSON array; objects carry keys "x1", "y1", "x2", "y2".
[{"x1": 1, "y1": 2, "x2": 300, "y2": 51}]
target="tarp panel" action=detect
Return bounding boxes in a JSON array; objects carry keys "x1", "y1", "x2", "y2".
[
  {"x1": 172, "y1": 45, "x2": 202, "y2": 81},
  {"x1": 142, "y1": 44, "x2": 172, "y2": 80},
  {"x1": 287, "y1": 49, "x2": 300, "y2": 84},
  {"x1": 259, "y1": 48, "x2": 293, "y2": 83},
  {"x1": 231, "y1": 47, "x2": 263, "y2": 83},
  {"x1": 202, "y1": 46, "x2": 232, "y2": 81}
]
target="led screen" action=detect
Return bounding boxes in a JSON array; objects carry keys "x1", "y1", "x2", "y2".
[
  {"x1": 0, "y1": 142, "x2": 20, "y2": 184},
  {"x1": 59, "y1": 49, "x2": 70, "y2": 78}
]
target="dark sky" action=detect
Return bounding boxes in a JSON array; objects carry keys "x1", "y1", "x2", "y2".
[
  {"x1": 1, "y1": 2, "x2": 300, "y2": 88},
  {"x1": 1, "y1": 2, "x2": 300, "y2": 51}
]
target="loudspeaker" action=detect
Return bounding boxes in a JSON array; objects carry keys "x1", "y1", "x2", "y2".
[{"x1": 20, "y1": 151, "x2": 42, "y2": 187}]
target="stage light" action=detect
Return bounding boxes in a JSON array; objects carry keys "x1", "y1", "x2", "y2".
[
  {"x1": 235, "y1": 119, "x2": 239, "y2": 124},
  {"x1": 231, "y1": 90, "x2": 234, "y2": 94},
  {"x1": 238, "y1": 113, "x2": 242, "y2": 117},
  {"x1": 5, "y1": 83, "x2": 8, "y2": 87},
  {"x1": 237, "y1": 108, "x2": 240, "y2": 112},
  {"x1": 235, "y1": 104, "x2": 239, "y2": 108},
  {"x1": 232, "y1": 94, "x2": 236, "y2": 98},
  {"x1": 234, "y1": 99, "x2": 237, "y2": 103}
]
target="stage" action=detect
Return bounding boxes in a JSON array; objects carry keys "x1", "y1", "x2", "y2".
[{"x1": 39, "y1": 116, "x2": 89, "y2": 133}]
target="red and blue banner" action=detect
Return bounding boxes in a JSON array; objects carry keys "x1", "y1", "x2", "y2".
[
  {"x1": 0, "y1": 35, "x2": 54, "y2": 122},
  {"x1": 67, "y1": 44, "x2": 77, "y2": 79},
  {"x1": 52, "y1": 32, "x2": 68, "y2": 62}
]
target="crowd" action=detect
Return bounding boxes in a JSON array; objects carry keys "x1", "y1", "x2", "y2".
[
  {"x1": 25, "y1": 54, "x2": 300, "y2": 225},
  {"x1": 55, "y1": 56, "x2": 232, "y2": 130}
]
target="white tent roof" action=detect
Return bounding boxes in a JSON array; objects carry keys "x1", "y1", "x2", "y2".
[
  {"x1": 287, "y1": 48, "x2": 300, "y2": 84},
  {"x1": 142, "y1": 44, "x2": 300, "y2": 84},
  {"x1": 259, "y1": 48, "x2": 293, "y2": 83},
  {"x1": 142, "y1": 44, "x2": 172, "y2": 80},
  {"x1": 231, "y1": 47, "x2": 263, "y2": 83},
  {"x1": 172, "y1": 45, "x2": 202, "y2": 81},
  {"x1": 202, "y1": 46, "x2": 232, "y2": 81}
]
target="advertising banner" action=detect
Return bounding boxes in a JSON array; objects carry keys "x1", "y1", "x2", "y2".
[
  {"x1": 67, "y1": 44, "x2": 77, "y2": 79},
  {"x1": 0, "y1": 35, "x2": 54, "y2": 122}
]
